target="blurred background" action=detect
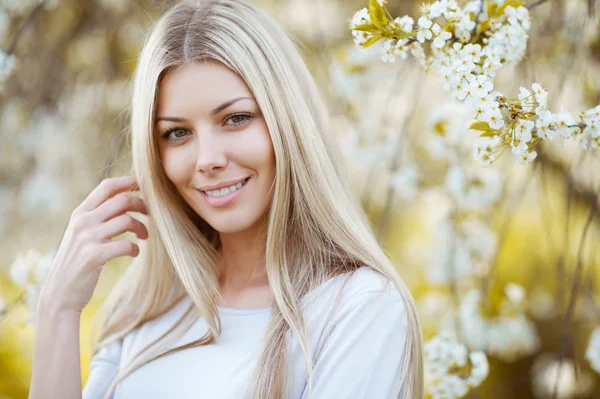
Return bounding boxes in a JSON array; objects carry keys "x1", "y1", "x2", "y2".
[{"x1": 0, "y1": 0, "x2": 599, "y2": 398}]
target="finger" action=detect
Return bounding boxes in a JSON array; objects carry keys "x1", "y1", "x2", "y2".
[
  {"x1": 96, "y1": 214, "x2": 149, "y2": 241},
  {"x1": 92, "y1": 193, "x2": 148, "y2": 222},
  {"x1": 98, "y1": 240, "x2": 140, "y2": 264},
  {"x1": 79, "y1": 176, "x2": 139, "y2": 212}
]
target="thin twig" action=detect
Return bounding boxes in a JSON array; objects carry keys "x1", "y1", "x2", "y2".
[
  {"x1": 361, "y1": 66, "x2": 407, "y2": 211},
  {"x1": 0, "y1": 290, "x2": 26, "y2": 323},
  {"x1": 470, "y1": 0, "x2": 486, "y2": 39},
  {"x1": 376, "y1": 70, "x2": 423, "y2": 243},
  {"x1": 482, "y1": 158, "x2": 539, "y2": 294},
  {"x1": 527, "y1": 0, "x2": 551, "y2": 10},
  {"x1": 6, "y1": 1, "x2": 47, "y2": 55},
  {"x1": 536, "y1": 149, "x2": 600, "y2": 219},
  {"x1": 552, "y1": 194, "x2": 597, "y2": 399}
]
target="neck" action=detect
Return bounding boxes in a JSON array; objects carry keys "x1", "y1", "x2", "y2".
[{"x1": 217, "y1": 226, "x2": 269, "y2": 290}]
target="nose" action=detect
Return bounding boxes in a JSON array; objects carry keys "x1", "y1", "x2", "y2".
[{"x1": 194, "y1": 129, "x2": 227, "y2": 175}]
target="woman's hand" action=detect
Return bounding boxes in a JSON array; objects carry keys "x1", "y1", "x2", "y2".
[{"x1": 38, "y1": 176, "x2": 148, "y2": 315}]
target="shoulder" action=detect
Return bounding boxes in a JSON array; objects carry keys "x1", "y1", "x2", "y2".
[
  {"x1": 310, "y1": 265, "x2": 403, "y2": 303},
  {"x1": 303, "y1": 266, "x2": 406, "y2": 323},
  {"x1": 341, "y1": 265, "x2": 403, "y2": 302}
]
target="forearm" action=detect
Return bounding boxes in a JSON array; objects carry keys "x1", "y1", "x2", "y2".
[{"x1": 29, "y1": 302, "x2": 83, "y2": 399}]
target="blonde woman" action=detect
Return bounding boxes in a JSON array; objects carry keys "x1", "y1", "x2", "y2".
[{"x1": 29, "y1": 0, "x2": 423, "y2": 398}]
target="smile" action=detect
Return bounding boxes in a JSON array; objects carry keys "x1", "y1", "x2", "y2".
[{"x1": 198, "y1": 177, "x2": 250, "y2": 207}]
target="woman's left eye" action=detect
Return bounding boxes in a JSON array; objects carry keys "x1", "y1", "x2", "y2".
[{"x1": 225, "y1": 113, "x2": 254, "y2": 127}]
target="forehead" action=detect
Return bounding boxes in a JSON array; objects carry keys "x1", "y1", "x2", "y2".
[{"x1": 156, "y1": 62, "x2": 253, "y2": 115}]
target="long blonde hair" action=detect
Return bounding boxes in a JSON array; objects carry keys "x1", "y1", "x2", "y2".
[{"x1": 91, "y1": 0, "x2": 423, "y2": 398}]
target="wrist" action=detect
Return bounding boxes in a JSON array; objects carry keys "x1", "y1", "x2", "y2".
[{"x1": 36, "y1": 294, "x2": 82, "y2": 325}]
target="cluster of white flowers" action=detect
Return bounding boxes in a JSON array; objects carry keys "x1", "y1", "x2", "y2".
[
  {"x1": 350, "y1": 0, "x2": 600, "y2": 166},
  {"x1": 459, "y1": 284, "x2": 540, "y2": 362},
  {"x1": 349, "y1": 1, "x2": 386, "y2": 48},
  {"x1": 0, "y1": 0, "x2": 64, "y2": 86},
  {"x1": 424, "y1": 330, "x2": 489, "y2": 399},
  {"x1": 423, "y1": 105, "x2": 472, "y2": 163},
  {"x1": 531, "y1": 353, "x2": 596, "y2": 398},
  {"x1": 423, "y1": 112, "x2": 503, "y2": 284},
  {"x1": 472, "y1": 86, "x2": 600, "y2": 167},
  {"x1": 445, "y1": 164, "x2": 503, "y2": 212},
  {"x1": 0, "y1": 0, "x2": 60, "y2": 15},
  {"x1": 0, "y1": 0, "x2": 40, "y2": 14},
  {"x1": 342, "y1": 129, "x2": 396, "y2": 167},
  {"x1": 429, "y1": 218, "x2": 496, "y2": 284},
  {"x1": 390, "y1": 165, "x2": 420, "y2": 200},
  {"x1": 0, "y1": 49, "x2": 16, "y2": 85},
  {"x1": 8, "y1": 248, "x2": 56, "y2": 323},
  {"x1": 585, "y1": 326, "x2": 600, "y2": 374}
]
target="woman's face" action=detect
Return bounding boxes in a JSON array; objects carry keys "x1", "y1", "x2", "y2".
[{"x1": 155, "y1": 61, "x2": 276, "y2": 235}]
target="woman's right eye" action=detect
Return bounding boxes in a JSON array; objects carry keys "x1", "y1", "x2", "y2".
[{"x1": 162, "y1": 128, "x2": 190, "y2": 142}]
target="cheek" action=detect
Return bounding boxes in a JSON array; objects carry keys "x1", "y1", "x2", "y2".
[
  {"x1": 161, "y1": 148, "x2": 195, "y2": 186},
  {"x1": 249, "y1": 123, "x2": 276, "y2": 174}
]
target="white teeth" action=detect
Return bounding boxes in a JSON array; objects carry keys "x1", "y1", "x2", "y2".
[{"x1": 204, "y1": 179, "x2": 247, "y2": 197}]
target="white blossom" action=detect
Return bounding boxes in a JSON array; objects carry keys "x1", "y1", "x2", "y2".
[
  {"x1": 531, "y1": 82, "x2": 548, "y2": 108},
  {"x1": 349, "y1": 8, "x2": 372, "y2": 47},
  {"x1": 532, "y1": 354, "x2": 595, "y2": 398},
  {"x1": 380, "y1": 38, "x2": 410, "y2": 63},
  {"x1": 429, "y1": 218, "x2": 496, "y2": 284},
  {"x1": 8, "y1": 248, "x2": 57, "y2": 323},
  {"x1": 445, "y1": 165, "x2": 503, "y2": 211},
  {"x1": 473, "y1": 136, "x2": 503, "y2": 167},
  {"x1": 514, "y1": 119, "x2": 534, "y2": 143},
  {"x1": 425, "y1": 331, "x2": 489, "y2": 398},
  {"x1": 393, "y1": 15, "x2": 414, "y2": 33},
  {"x1": 0, "y1": 0, "x2": 41, "y2": 14},
  {"x1": 343, "y1": 130, "x2": 395, "y2": 166},
  {"x1": 431, "y1": 23, "x2": 452, "y2": 48},
  {"x1": 585, "y1": 327, "x2": 600, "y2": 374},
  {"x1": 0, "y1": 50, "x2": 17, "y2": 84},
  {"x1": 467, "y1": 74, "x2": 493, "y2": 99},
  {"x1": 505, "y1": 283, "x2": 525, "y2": 303},
  {"x1": 391, "y1": 165, "x2": 419, "y2": 200},
  {"x1": 9, "y1": 249, "x2": 40, "y2": 287},
  {"x1": 417, "y1": 16, "x2": 433, "y2": 43},
  {"x1": 459, "y1": 287, "x2": 541, "y2": 362}
]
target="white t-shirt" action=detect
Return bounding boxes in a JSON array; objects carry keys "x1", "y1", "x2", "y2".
[{"x1": 82, "y1": 266, "x2": 408, "y2": 399}]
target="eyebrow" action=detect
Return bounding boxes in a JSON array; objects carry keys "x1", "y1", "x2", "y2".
[{"x1": 155, "y1": 96, "x2": 254, "y2": 123}]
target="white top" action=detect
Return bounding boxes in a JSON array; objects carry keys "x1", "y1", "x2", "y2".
[{"x1": 82, "y1": 266, "x2": 408, "y2": 399}]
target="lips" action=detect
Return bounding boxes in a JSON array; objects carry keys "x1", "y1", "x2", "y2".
[
  {"x1": 197, "y1": 176, "x2": 251, "y2": 208},
  {"x1": 201, "y1": 177, "x2": 250, "y2": 195}
]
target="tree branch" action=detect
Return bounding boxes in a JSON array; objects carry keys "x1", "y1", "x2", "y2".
[
  {"x1": 527, "y1": 0, "x2": 552, "y2": 10},
  {"x1": 6, "y1": 1, "x2": 47, "y2": 55},
  {"x1": 552, "y1": 194, "x2": 596, "y2": 399},
  {"x1": 536, "y1": 148, "x2": 600, "y2": 217}
]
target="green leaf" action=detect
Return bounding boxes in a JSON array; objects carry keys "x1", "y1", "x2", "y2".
[
  {"x1": 391, "y1": 30, "x2": 411, "y2": 40},
  {"x1": 362, "y1": 34, "x2": 384, "y2": 48},
  {"x1": 479, "y1": 131, "x2": 498, "y2": 137},
  {"x1": 368, "y1": 0, "x2": 387, "y2": 29},
  {"x1": 469, "y1": 121, "x2": 494, "y2": 131},
  {"x1": 352, "y1": 23, "x2": 380, "y2": 33}
]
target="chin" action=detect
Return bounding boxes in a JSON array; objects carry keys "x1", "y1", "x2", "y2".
[{"x1": 208, "y1": 218, "x2": 257, "y2": 235}]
